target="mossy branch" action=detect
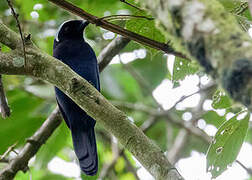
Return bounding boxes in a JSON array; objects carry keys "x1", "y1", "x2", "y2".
[{"x1": 139, "y1": 0, "x2": 252, "y2": 111}]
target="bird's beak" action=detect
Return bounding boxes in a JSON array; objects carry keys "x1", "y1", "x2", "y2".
[{"x1": 80, "y1": 20, "x2": 90, "y2": 31}]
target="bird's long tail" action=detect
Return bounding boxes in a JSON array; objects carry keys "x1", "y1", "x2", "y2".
[{"x1": 71, "y1": 126, "x2": 98, "y2": 175}]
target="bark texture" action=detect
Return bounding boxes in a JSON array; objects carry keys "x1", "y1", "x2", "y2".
[{"x1": 140, "y1": 0, "x2": 252, "y2": 110}]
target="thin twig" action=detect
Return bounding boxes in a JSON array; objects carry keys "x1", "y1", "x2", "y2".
[
  {"x1": 98, "y1": 36, "x2": 130, "y2": 72},
  {"x1": 236, "y1": 160, "x2": 252, "y2": 176},
  {"x1": 98, "y1": 149, "x2": 124, "y2": 179},
  {"x1": 100, "y1": 14, "x2": 154, "y2": 21},
  {"x1": 0, "y1": 75, "x2": 10, "y2": 118},
  {"x1": 171, "y1": 82, "x2": 216, "y2": 109},
  {"x1": 119, "y1": 57, "x2": 153, "y2": 95},
  {"x1": 0, "y1": 158, "x2": 9, "y2": 163},
  {"x1": 231, "y1": 2, "x2": 248, "y2": 15},
  {"x1": 120, "y1": 61, "x2": 212, "y2": 142},
  {"x1": 0, "y1": 142, "x2": 17, "y2": 161},
  {"x1": 167, "y1": 129, "x2": 188, "y2": 164},
  {"x1": 48, "y1": 0, "x2": 189, "y2": 60},
  {"x1": 0, "y1": 108, "x2": 62, "y2": 180},
  {"x1": 6, "y1": 0, "x2": 26, "y2": 66},
  {"x1": 122, "y1": 152, "x2": 140, "y2": 180},
  {"x1": 248, "y1": 0, "x2": 252, "y2": 17},
  {"x1": 98, "y1": 117, "x2": 157, "y2": 180},
  {"x1": 120, "y1": 0, "x2": 143, "y2": 11}
]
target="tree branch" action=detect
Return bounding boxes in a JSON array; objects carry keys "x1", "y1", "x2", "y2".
[
  {"x1": 120, "y1": 0, "x2": 143, "y2": 11},
  {"x1": 122, "y1": 152, "x2": 140, "y2": 180},
  {"x1": 167, "y1": 129, "x2": 188, "y2": 165},
  {"x1": 0, "y1": 107, "x2": 62, "y2": 180},
  {"x1": 248, "y1": 0, "x2": 252, "y2": 17},
  {"x1": 6, "y1": 0, "x2": 27, "y2": 65},
  {"x1": 98, "y1": 36, "x2": 130, "y2": 72},
  {"x1": 47, "y1": 0, "x2": 188, "y2": 60},
  {"x1": 0, "y1": 22, "x2": 183, "y2": 179},
  {"x1": 99, "y1": 114, "x2": 160, "y2": 179},
  {"x1": 100, "y1": 14, "x2": 154, "y2": 21},
  {"x1": 0, "y1": 75, "x2": 10, "y2": 118},
  {"x1": 139, "y1": 0, "x2": 252, "y2": 111},
  {"x1": 98, "y1": 149, "x2": 124, "y2": 179}
]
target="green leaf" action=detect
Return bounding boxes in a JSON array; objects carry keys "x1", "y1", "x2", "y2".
[
  {"x1": 126, "y1": 11, "x2": 166, "y2": 54},
  {"x1": 206, "y1": 111, "x2": 250, "y2": 178},
  {"x1": 172, "y1": 57, "x2": 198, "y2": 81},
  {"x1": 212, "y1": 90, "x2": 231, "y2": 109},
  {"x1": 69, "y1": 0, "x2": 126, "y2": 17},
  {"x1": 35, "y1": 123, "x2": 70, "y2": 168},
  {"x1": 115, "y1": 157, "x2": 125, "y2": 173},
  {"x1": 203, "y1": 111, "x2": 226, "y2": 128},
  {"x1": 145, "y1": 120, "x2": 167, "y2": 151},
  {"x1": 16, "y1": 167, "x2": 71, "y2": 180},
  {"x1": 130, "y1": 53, "x2": 168, "y2": 91},
  {"x1": 0, "y1": 89, "x2": 45, "y2": 154},
  {"x1": 218, "y1": 0, "x2": 251, "y2": 30},
  {"x1": 120, "y1": 172, "x2": 136, "y2": 180},
  {"x1": 0, "y1": 44, "x2": 11, "y2": 52},
  {"x1": 245, "y1": 127, "x2": 252, "y2": 144},
  {"x1": 101, "y1": 64, "x2": 143, "y2": 101},
  {"x1": 15, "y1": 0, "x2": 38, "y2": 20}
]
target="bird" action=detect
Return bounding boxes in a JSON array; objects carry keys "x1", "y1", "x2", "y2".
[{"x1": 53, "y1": 20, "x2": 99, "y2": 176}]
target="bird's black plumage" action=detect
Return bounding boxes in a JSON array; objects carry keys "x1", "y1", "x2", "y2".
[{"x1": 53, "y1": 20, "x2": 99, "y2": 176}]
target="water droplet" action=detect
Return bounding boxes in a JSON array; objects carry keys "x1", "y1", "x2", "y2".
[
  {"x1": 216, "y1": 167, "x2": 220, "y2": 171},
  {"x1": 216, "y1": 147, "x2": 223, "y2": 154},
  {"x1": 237, "y1": 111, "x2": 248, "y2": 120},
  {"x1": 208, "y1": 165, "x2": 214, "y2": 171},
  {"x1": 220, "y1": 130, "x2": 225, "y2": 135}
]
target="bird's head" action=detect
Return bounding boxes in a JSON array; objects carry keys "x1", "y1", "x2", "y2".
[{"x1": 55, "y1": 19, "x2": 89, "y2": 43}]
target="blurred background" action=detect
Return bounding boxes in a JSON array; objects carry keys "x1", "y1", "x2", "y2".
[{"x1": 0, "y1": 0, "x2": 252, "y2": 179}]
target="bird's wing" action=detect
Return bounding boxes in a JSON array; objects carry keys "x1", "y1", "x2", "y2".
[
  {"x1": 96, "y1": 64, "x2": 100, "y2": 92},
  {"x1": 56, "y1": 98, "x2": 70, "y2": 128}
]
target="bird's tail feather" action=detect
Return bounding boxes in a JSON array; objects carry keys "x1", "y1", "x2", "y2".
[{"x1": 71, "y1": 127, "x2": 98, "y2": 175}]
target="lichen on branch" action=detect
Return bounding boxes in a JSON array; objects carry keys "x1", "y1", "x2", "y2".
[{"x1": 140, "y1": 0, "x2": 252, "y2": 110}]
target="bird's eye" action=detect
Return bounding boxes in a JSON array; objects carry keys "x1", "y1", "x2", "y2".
[{"x1": 64, "y1": 26, "x2": 70, "y2": 33}]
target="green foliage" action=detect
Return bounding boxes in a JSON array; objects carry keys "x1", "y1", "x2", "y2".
[
  {"x1": 126, "y1": 11, "x2": 166, "y2": 54},
  {"x1": 130, "y1": 52, "x2": 168, "y2": 91},
  {"x1": 16, "y1": 167, "x2": 73, "y2": 180},
  {"x1": 0, "y1": 89, "x2": 45, "y2": 154},
  {"x1": 101, "y1": 65, "x2": 143, "y2": 101},
  {"x1": 206, "y1": 111, "x2": 249, "y2": 178},
  {"x1": 203, "y1": 111, "x2": 226, "y2": 128},
  {"x1": 218, "y1": 0, "x2": 251, "y2": 31},
  {"x1": 35, "y1": 123, "x2": 70, "y2": 168},
  {"x1": 145, "y1": 120, "x2": 167, "y2": 151},
  {"x1": 115, "y1": 157, "x2": 125, "y2": 173},
  {"x1": 212, "y1": 90, "x2": 232, "y2": 109},
  {"x1": 172, "y1": 57, "x2": 198, "y2": 81}
]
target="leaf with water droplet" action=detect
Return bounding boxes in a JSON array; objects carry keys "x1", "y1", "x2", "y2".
[
  {"x1": 125, "y1": 11, "x2": 166, "y2": 56},
  {"x1": 216, "y1": 147, "x2": 223, "y2": 154},
  {"x1": 172, "y1": 57, "x2": 198, "y2": 81},
  {"x1": 212, "y1": 90, "x2": 231, "y2": 109},
  {"x1": 206, "y1": 111, "x2": 249, "y2": 178}
]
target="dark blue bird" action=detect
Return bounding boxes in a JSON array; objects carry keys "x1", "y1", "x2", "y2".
[{"x1": 53, "y1": 20, "x2": 99, "y2": 176}]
